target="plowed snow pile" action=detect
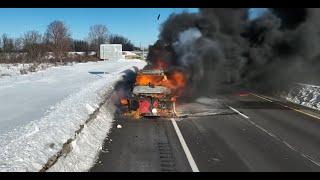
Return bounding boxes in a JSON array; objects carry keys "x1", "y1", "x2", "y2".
[
  {"x1": 284, "y1": 83, "x2": 320, "y2": 111},
  {"x1": 0, "y1": 59, "x2": 146, "y2": 172}
]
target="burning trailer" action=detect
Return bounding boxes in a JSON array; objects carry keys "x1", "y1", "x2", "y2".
[{"x1": 120, "y1": 69, "x2": 181, "y2": 118}]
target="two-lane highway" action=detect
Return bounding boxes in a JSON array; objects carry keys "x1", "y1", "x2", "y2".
[{"x1": 90, "y1": 93, "x2": 320, "y2": 172}]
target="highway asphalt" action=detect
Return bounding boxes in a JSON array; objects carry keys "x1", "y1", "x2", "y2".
[{"x1": 90, "y1": 93, "x2": 320, "y2": 172}]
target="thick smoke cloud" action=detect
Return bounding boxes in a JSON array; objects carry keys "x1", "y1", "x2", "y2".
[{"x1": 147, "y1": 8, "x2": 320, "y2": 96}]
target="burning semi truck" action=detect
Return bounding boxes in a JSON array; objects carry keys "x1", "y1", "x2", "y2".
[
  {"x1": 120, "y1": 67, "x2": 185, "y2": 118},
  {"x1": 119, "y1": 40, "x2": 186, "y2": 118}
]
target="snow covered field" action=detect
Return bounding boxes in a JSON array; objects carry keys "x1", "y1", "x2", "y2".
[
  {"x1": 0, "y1": 63, "x2": 57, "y2": 77},
  {"x1": 283, "y1": 83, "x2": 320, "y2": 111},
  {"x1": 0, "y1": 59, "x2": 146, "y2": 172}
]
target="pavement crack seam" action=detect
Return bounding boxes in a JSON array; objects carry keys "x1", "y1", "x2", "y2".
[
  {"x1": 158, "y1": 144, "x2": 176, "y2": 172},
  {"x1": 156, "y1": 122, "x2": 177, "y2": 172}
]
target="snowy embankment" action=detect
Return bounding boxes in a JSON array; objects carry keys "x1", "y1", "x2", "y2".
[
  {"x1": 0, "y1": 63, "x2": 58, "y2": 77},
  {"x1": 0, "y1": 59, "x2": 146, "y2": 172},
  {"x1": 283, "y1": 83, "x2": 320, "y2": 111}
]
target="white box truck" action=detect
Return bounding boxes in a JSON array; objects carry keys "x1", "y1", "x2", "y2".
[{"x1": 100, "y1": 44, "x2": 122, "y2": 60}]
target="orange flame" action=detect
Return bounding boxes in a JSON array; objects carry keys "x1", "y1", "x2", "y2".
[
  {"x1": 120, "y1": 98, "x2": 128, "y2": 105},
  {"x1": 160, "y1": 71, "x2": 186, "y2": 95},
  {"x1": 135, "y1": 70, "x2": 186, "y2": 97},
  {"x1": 135, "y1": 74, "x2": 164, "y2": 86}
]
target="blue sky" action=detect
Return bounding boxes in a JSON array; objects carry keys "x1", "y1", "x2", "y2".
[{"x1": 0, "y1": 8, "x2": 266, "y2": 48}]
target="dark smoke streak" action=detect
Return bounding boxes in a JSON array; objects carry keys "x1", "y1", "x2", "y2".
[{"x1": 146, "y1": 8, "x2": 320, "y2": 96}]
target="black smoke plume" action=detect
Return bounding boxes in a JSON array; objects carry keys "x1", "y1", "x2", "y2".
[{"x1": 147, "y1": 8, "x2": 320, "y2": 96}]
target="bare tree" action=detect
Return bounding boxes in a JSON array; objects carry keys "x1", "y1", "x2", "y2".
[
  {"x1": 72, "y1": 39, "x2": 89, "y2": 52},
  {"x1": 14, "y1": 38, "x2": 23, "y2": 52},
  {"x1": 109, "y1": 34, "x2": 136, "y2": 51},
  {"x1": 0, "y1": 35, "x2": 3, "y2": 61},
  {"x1": 45, "y1": 21, "x2": 71, "y2": 63},
  {"x1": 2, "y1": 34, "x2": 14, "y2": 54},
  {"x1": 88, "y1": 24, "x2": 108, "y2": 55},
  {"x1": 0, "y1": 36, "x2": 2, "y2": 52},
  {"x1": 23, "y1": 31, "x2": 44, "y2": 62}
]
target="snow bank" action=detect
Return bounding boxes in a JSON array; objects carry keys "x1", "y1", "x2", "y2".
[
  {"x1": 0, "y1": 63, "x2": 61, "y2": 78},
  {"x1": 47, "y1": 86, "x2": 116, "y2": 172},
  {"x1": 0, "y1": 59, "x2": 146, "y2": 172},
  {"x1": 0, "y1": 64, "x2": 26, "y2": 77},
  {"x1": 284, "y1": 83, "x2": 320, "y2": 111}
]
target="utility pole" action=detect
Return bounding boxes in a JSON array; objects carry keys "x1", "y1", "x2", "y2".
[
  {"x1": 140, "y1": 41, "x2": 145, "y2": 60},
  {"x1": 142, "y1": 46, "x2": 144, "y2": 60}
]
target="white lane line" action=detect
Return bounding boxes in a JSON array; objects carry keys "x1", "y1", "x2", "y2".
[
  {"x1": 228, "y1": 106, "x2": 250, "y2": 119},
  {"x1": 170, "y1": 118, "x2": 200, "y2": 172},
  {"x1": 228, "y1": 106, "x2": 320, "y2": 167}
]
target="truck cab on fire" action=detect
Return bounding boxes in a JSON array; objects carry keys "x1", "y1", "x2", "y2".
[{"x1": 121, "y1": 69, "x2": 176, "y2": 118}]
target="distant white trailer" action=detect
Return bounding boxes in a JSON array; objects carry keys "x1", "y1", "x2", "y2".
[{"x1": 100, "y1": 44, "x2": 122, "y2": 60}]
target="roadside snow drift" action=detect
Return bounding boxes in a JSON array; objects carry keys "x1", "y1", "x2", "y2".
[
  {"x1": 0, "y1": 59, "x2": 146, "y2": 172},
  {"x1": 47, "y1": 92, "x2": 116, "y2": 172},
  {"x1": 284, "y1": 83, "x2": 320, "y2": 111},
  {"x1": 0, "y1": 63, "x2": 57, "y2": 77}
]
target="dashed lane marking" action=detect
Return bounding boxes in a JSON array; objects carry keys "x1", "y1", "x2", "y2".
[
  {"x1": 228, "y1": 106, "x2": 250, "y2": 119},
  {"x1": 228, "y1": 101, "x2": 320, "y2": 167}
]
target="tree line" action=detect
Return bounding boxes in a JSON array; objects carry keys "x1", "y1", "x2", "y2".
[{"x1": 0, "y1": 21, "x2": 139, "y2": 63}]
